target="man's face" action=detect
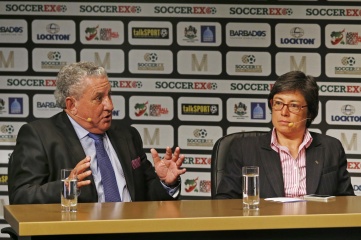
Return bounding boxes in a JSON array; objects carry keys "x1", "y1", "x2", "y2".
[{"x1": 73, "y1": 75, "x2": 113, "y2": 134}]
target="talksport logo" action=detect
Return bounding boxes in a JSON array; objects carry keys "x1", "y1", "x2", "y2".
[
  {"x1": 132, "y1": 27, "x2": 169, "y2": 39},
  {"x1": 181, "y1": 104, "x2": 218, "y2": 116}
]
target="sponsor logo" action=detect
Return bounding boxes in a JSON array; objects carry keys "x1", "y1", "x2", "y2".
[
  {"x1": 9, "y1": 98, "x2": 23, "y2": 114},
  {"x1": 233, "y1": 102, "x2": 249, "y2": 118},
  {"x1": 133, "y1": 101, "x2": 169, "y2": 117},
  {"x1": 201, "y1": 26, "x2": 215, "y2": 43},
  {"x1": 279, "y1": 27, "x2": 316, "y2": 45},
  {"x1": 320, "y1": 84, "x2": 361, "y2": 93},
  {"x1": 183, "y1": 156, "x2": 211, "y2": 166},
  {"x1": 154, "y1": 6, "x2": 216, "y2": 15},
  {"x1": 0, "y1": 99, "x2": 5, "y2": 113},
  {"x1": 36, "y1": 23, "x2": 70, "y2": 41},
  {"x1": 251, "y1": 102, "x2": 266, "y2": 119},
  {"x1": 235, "y1": 54, "x2": 262, "y2": 73},
  {"x1": 0, "y1": 26, "x2": 23, "y2": 34},
  {"x1": 155, "y1": 81, "x2": 217, "y2": 90},
  {"x1": 79, "y1": 5, "x2": 141, "y2": 13},
  {"x1": 110, "y1": 80, "x2": 142, "y2": 89},
  {"x1": 0, "y1": 124, "x2": 16, "y2": 141},
  {"x1": 230, "y1": 7, "x2": 293, "y2": 16},
  {"x1": 306, "y1": 8, "x2": 361, "y2": 17},
  {"x1": 229, "y1": 29, "x2": 266, "y2": 38},
  {"x1": 84, "y1": 25, "x2": 119, "y2": 42},
  {"x1": 184, "y1": 25, "x2": 197, "y2": 42},
  {"x1": 41, "y1": 51, "x2": 67, "y2": 69},
  {"x1": 0, "y1": 48, "x2": 28, "y2": 71},
  {"x1": 230, "y1": 83, "x2": 272, "y2": 91},
  {"x1": 186, "y1": 129, "x2": 213, "y2": 147},
  {"x1": 132, "y1": 124, "x2": 174, "y2": 148},
  {"x1": 5, "y1": 4, "x2": 67, "y2": 12},
  {"x1": 181, "y1": 104, "x2": 218, "y2": 116},
  {"x1": 132, "y1": 27, "x2": 169, "y2": 39},
  {"x1": 348, "y1": 161, "x2": 361, "y2": 170},
  {"x1": 226, "y1": 23, "x2": 271, "y2": 48},
  {"x1": 138, "y1": 53, "x2": 164, "y2": 71},
  {"x1": 334, "y1": 56, "x2": 361, "y2": 75},
  {"x1": 6, "y1": 78, "x2": 56, "y2": 87}
]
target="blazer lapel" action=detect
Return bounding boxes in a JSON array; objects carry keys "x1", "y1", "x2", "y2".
[
  {"x1": 306, "y1": 135, "x2": 323, "y2": 194},
  {"x1": 55, "y1": 112, "x2": 86, "y2": 166},
  {"x1": 259, "y1": 134, "x2": 285, "y2": 197}
]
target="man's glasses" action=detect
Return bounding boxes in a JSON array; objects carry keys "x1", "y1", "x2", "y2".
[{"x1": 272, "y1": 100, "x2": 307, "y2": 113}]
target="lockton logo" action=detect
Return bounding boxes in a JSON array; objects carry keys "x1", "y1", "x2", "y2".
[{"x1": 275, "y1": 24, "x2": 320, "y2": 48}]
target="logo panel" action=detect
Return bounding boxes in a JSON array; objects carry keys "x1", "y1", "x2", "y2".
[
  {"x1": 128, "y1": 21, "x2": 172, "y2": 45},
  {"x1": 177, "y1": 50, "x2": 222, "y2": 75},
  {"x1": 111, "y1": 95, "x2": 125, "y2": 120},
  {"x1": 275, "y1": 24, "x2": 321, "y2": 48},
  {"x1": 325, "y1": 53, "x2": 361, "y2": 78},
  {"x1": 33, "y1": 94, "x2": 61, "y2": 118},
  {"x1": 326, "y1": 129, "x2": 361, "y2": 154},
  {"x1": 32, "y1": 48, "x2": 76, "y2": 72},
  {"x1": 177, "y1": 22, "x2": 221, "y2": 46},
  {"x1": 178, "y1": 97, "x2": 222, "y2": 122},
  {"x1": 326, "y1": 100, "x2": 361, "y2": 125},
  {"x1": 80, "y1": 20, "x2": 124, "y2": 45},
  {"x1": 0, "y1": 94, "x2": 29, "y2": 118},
  {"x1": 226, "y1": 22, "x2": 270, "y2": 47},
  {"x1": 0, "y1": 19, "x2": 27, "y2": 43},
  {"x1": 326, "y1": 24, "x2": 361, "y2": 49},
  {"x1": 129, "y1": 50, "x2": 173, "y2": 74},
  {"x1": 0, "y1": 122, "x2": 26, "y2": 146},
  {"x1": 129, "y1": 96, "x2": 173, "y2": 120},
  {"x1": 348, "y1": 159, "x2": 361, "y2": 173},
  {"x1": 80, "y1": 49, "x2": 125, "y2": 73},
  {"x1": 275, "y1": 52, "x2": 321, "y2": 77},
  {"x1": 0, "y1": 48, "x2": 28, "y2": 72},
  {"x1": 178, "y1": 125, "x2": 222, "y2": 150},
  {"x1": 32, "y1": 20, "x2": 75, "y2": 44},
  {"x1": 226, "y1": 98, "x2": 271, "y2": 123},
  {"x1": 181, "y1": 171, "x2": 211, "y2": 197},
  {"x1": 131, "y1": 124, "x2": 174, "y2": 148},
  {"x1": 226, "y1": 51, "x2": 271, "y2": 76}
]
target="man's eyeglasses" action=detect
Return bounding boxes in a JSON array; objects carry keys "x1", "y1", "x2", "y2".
[{"x1": 272, "y1": 100, "x2": 307, "y2": 113}]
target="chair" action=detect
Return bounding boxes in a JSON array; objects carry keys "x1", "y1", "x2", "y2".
[
  {"x1": 1, "y1": 227, "x2": 18, "y2": 240},
  {"x1": 211, "y1": 131, "x2": 268, "y2": 199}
]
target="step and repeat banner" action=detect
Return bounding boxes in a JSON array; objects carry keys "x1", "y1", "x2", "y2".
[{"x1": 1, "y1": 1, "x2": 361, "y2": 215}]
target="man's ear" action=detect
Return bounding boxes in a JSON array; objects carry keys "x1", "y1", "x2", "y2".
[{"x1": 65, "y1": 97, "x2": 77, "y2": 115}]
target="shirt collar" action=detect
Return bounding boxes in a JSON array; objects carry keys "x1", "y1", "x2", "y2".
[
  {"x1": 67, "y1": 114, "x2": 89, "y2": 140},
  {"x1": 271, "y1": 127, "x2": 313, "y2": 152}
]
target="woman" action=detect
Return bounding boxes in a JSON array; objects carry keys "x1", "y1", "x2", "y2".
[{"x1": 215, "y1": 71, "x2": 354, "y2": 199}]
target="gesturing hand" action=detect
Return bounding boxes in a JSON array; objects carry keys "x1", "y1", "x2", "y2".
[{"x1": 151, "y1": 147, "x2": 186, "y2": 186}]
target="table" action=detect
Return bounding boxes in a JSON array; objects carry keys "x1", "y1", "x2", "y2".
[{"x1": 4, "y1": 197, "x2": 361, "y2": 240}]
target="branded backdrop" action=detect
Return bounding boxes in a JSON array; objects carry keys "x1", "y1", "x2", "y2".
[{"x1": 1, "y1": 1, "x2": 361, "y2": 234}]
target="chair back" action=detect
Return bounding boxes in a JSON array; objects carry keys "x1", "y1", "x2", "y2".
[{"x1": 211, "y1": 131, "x2": 268, "y2": 199}]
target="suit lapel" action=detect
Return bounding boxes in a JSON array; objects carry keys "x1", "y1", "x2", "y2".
[
  {"x1": 306, "y1": 134, "x2": 323, "y2": 194},
  {"x1": 259, "y1": 134, "x2": 285, "y2": 197},
  {"x1": 106, "y1": 126, "x2": 135, "y2": 200},
  {"x1": 55, "y1": 112, "x2": 86, "y2": 166}
]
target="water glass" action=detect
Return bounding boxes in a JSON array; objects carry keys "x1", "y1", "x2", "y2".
[
  {"x1": 61, "y1": 169, "x2": 78, "y2": 212},
  {"x1": 242, "y1": 166, "x2": 259, "y2": 209}
]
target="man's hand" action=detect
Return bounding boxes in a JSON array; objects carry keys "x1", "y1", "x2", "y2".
[
  {"x1": 73, "y1": 156, "x2": 92, "y2": 188},
  {"x1": 151, "y1": 147, "x2": 186, "y2": 186}
]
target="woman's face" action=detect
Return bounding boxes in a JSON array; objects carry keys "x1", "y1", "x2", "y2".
[{"x1": 270, "y1": 90, "x2": 309, "y2": 135}]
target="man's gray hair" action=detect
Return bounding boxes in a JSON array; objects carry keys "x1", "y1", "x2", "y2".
[{"x1": 54, "y1": 61, "x2": 107, "y2": 108}]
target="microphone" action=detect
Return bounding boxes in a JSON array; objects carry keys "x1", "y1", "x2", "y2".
[
  {"x1": 75, "y1": 114, "x2": 92, "y2": 122},
  {"x1": 288, "y1": 118, "x2": 310, "y2": 127}
]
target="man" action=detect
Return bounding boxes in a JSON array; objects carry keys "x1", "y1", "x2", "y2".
[
  {"x1": 215, "y1": 71, "x2": 354, "y2": 199},
  {"x1": 8, "y1": 61, "x2": 186, "y2": 204}
]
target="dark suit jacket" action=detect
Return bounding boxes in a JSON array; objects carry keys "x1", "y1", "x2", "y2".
[
  {"x1": 215, "y1": 131, "x2": 355, "y2": 199},
  {"x1": 8, "y1": 111, "x2": 175, "y2": 204}
]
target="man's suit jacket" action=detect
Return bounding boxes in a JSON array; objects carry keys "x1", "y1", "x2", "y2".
[
  {"x1": 8, "y1": 111, "x2": 174, "y2": 204},
  {"x1": 215, "y1": 131, "x2": 354, "y2": 199}
]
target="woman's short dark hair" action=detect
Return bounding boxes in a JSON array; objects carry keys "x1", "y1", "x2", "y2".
[{"x1": 267, "y1": 71, "x2": 319, "y2": 128}]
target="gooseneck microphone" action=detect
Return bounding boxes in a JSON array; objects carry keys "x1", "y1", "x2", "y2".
[{"x1": 288, "y1": 118, "x2": 311, "y2": 127}]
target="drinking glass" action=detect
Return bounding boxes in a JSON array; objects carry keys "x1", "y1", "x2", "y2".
[
  {"x1": 61, "y1": 169, "x2": 78, "y2": 212},
  {"x1": 242, "y1": 166, "x2": 259, "y2": 210}
]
